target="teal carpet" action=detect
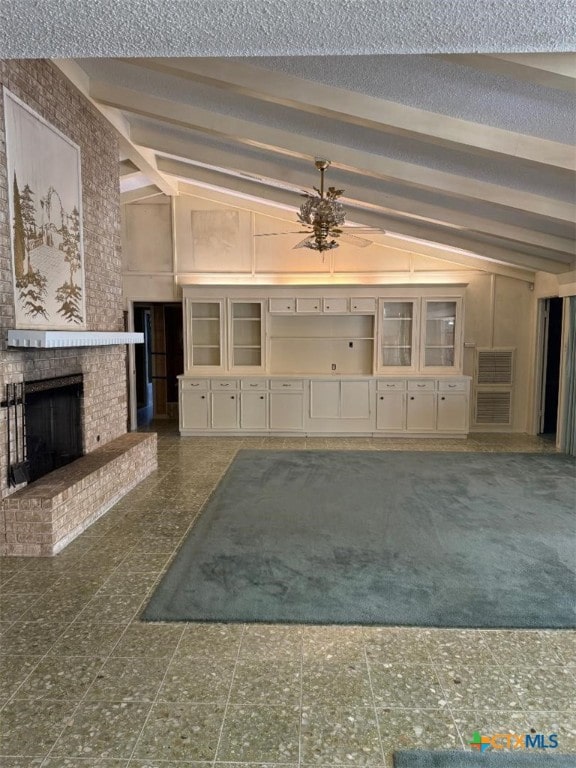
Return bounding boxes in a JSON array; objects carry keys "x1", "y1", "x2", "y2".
[
  {"x1": 393, "y1": 750, "x2": 575, "y2": 766},
  {"x1": 142, "y1": 451, "x2": 576, "y2": 627}
]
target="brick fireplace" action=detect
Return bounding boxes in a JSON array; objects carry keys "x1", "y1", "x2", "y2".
[{"x1": 0, "y1": 59, "x2": 157, "y2": 555}]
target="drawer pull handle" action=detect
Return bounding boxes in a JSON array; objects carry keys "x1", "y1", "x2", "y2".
[
  {"x1": 231, "y1": 396, "x2": 235, "y2": 400},
  {"x1": 386, "y1": 384, "x2": 394, "y2": 387},
  {"x1": 417, "y1": 384, "x2": 425, "y2": 388},
  {"x1": 260, "y1": 396, "x2": 264, "y2": 400},
  {"x1": 379, "y1": 396, "x2": 384, "y2": 400},
  {"x1": 221, "y1": 383, "x2": 230, "y2": 387},
  {"x1": 249, "y1": 384, "x2": 258, "y2": 387},
  {"x1": 448, "y1": 384, "x2": 457, "y2": 388},
  {"x1": 410, "y1": 396, "x2": 415, "y2": 400},
  {"x1": 191, "y1": 383, "x2": 199, "y2": 387},
  {"x1": 441, "y1": 396, "x2": 446, "y2": 400},
  {"x1": 282, "y1": 384, "x2": 290, "y2": 387},
  {"x1": 201, "y1": 395, "x2": 205, "y2": 399}
]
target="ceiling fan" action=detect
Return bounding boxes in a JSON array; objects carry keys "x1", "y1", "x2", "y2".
[{"x1": 255, "y1": 159, "x2": 385, "y2": 252}]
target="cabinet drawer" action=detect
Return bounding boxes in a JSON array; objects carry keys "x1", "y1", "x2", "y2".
[
  {"x1": 210, "y1": 379, "x2": 239, "y2": 390},
  {"x1": 241, "y1": 379, "x2": 268, "y2": 390},
  {"x1": 438, "y1": 379, "x2": 468, "y2": 392},
  {"x1": 269, "y1": 298, "x2": 295, "y2": 313},
  {"x1": 407, "y1": 380, "x2": 435, "y2": 392},
  {"x1": 181, "y1": 379, "x2": 208, "y2": 390},
  {"x1": 377, "y1": 380, "x2": 406, "y2": 391},
  {"x1": 351, "y1": 297, "x2": 376, "y2": 312},
  {"x1": 323, "y1": 297, "x2": 348, "y2": 313},
  {"x1": 270, "y1": 379, "x2": 304, "y2": 390},
  {"x1": 296, "y1": 297, "x2": 321, "y2": 313}
]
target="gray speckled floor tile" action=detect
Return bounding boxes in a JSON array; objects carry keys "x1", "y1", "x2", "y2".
[
  {"x1": 172, "y1": 622, "x2": 244, "y2": 658},
  {"x1": 42, "y1": 759, "x2": 129, "y2": 767},
  {"x1": 133, "y1": 702, "x2": 225, "y2": 761},
  {"x1": 229, "y1": 659, "x2": 301, "y2": 705},
  {"x1": 47, "y1": 621, "x2": 126, "y2": 657},
  {"x1": 115, "y1": 553, "x2": 173, "y2": 573},
  {"x1": 1, "y1": 571, "x2": 61, "y2": 594},
  {"x1": 95, "y1": 571, "x2": 160, "y2": 596},
  {"x1": 157, "y1": 654, "x2": 234, "y2": 703},
  {"x1": 0, "y1": 655, "x2": 39, "y2": 702},
  {"x1": 368, "y1": 663, "x2": 446, "y2": 709},
  {"x1": 302, "y1": 659, "x2": 373, "y2": 707},
  {"x1": 128, "y1": 761, "x2": 212, "y2": 768},
  {"x1": 76, "y1": 594, "x2": 145, "y2": 624},
  {"x1": 300, "y1": 705, "x2": 384, "y2": 765},
  {"x1": 0, "y1": 758, "x2": 45, "y2": 767},
  {"x1": 423, "y1": 629, "x2": 496, "y2": 665},
  {"x1": 363, "y1": 628, "x2": 431, "y2": 664},
  {"x1": 216, "y1": 704, "x2": 300, "y2": 763},
  {"x1": 109, "y1": 623, "x2": 184, "y2": 657},
  {"x1": 506, "y1": 666, "x2": 576, "y2": 710},
  {"x1": 436, "y1": 666, "x2": 522, "y2": 710},
  {"x1": 0, "y1": 698, "x2": 77, "y2": 757},
  {"x1": 50, "y1": 700, "x2": 152, "y2": 759},
  {"x1": 238, "y1": 624, "x2": 302, "y2": 661},
  {"x1": 84, "y1": 656, "x2": 168, "y2": 702},
  {"x1": 482, "y1": 630, "x2": 566, "y2": 666},
  {"x1": 0, "y1": 620, "x2": 68, "y2": 656},
  {"x1": 376, "y1": 708, "x2": 460, "y2": 760},
  {"x1": 546, "y1": 631, "x2": 576, "y2": 667},
  {"x1": 0, "y1": 594, "x2": 41, "y2": 622},
  {"x1": 450, "y1": 709, "x2": 535, "y2": 749},
  {"x1": 302, "y1": 626, "x2": 366, "y2": 661},
  {"x1": 13, "y1": 655, "x2": 104, "y2": 701}
]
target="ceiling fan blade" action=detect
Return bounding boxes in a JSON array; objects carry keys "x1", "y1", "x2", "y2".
[
  {"x1": 293, "y1": 236, "x2": 315, "y2": 249},
  {"x1": 254, "y1": 231, "x2": 309, "y2": 237},
  {"x1": 340, "y1": 232, "x2": 373, "y2": 248}
]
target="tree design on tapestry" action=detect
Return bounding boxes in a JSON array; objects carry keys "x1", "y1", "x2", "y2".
[
  {"x1": 5, "y1": 89, "x2": 86, "y2": 329},
  {"x1": 11, "y1": 175, "x2": 83, "y2": 323}
]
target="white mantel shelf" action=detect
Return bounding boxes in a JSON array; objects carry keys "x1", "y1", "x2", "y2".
[{"x1": 7, "y1": 330, "x2": 144, "y2": 348}]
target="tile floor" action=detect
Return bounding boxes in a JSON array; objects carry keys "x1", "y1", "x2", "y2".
[{"x1": 0, "y1": 427, "x2": 574, "y2": 767}]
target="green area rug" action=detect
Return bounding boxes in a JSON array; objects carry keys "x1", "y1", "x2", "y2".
[
  {"x1": 142, "y1": 450, "x2": 576, "y2": 627},
  {"x1": 393, "y1": 750, "x2": 575, "y2": 766}
]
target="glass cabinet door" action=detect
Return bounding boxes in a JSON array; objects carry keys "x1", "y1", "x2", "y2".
[
  {"x1": 230, "y1": 301, "x2": 264, "y2": 369},
  {"x1": 187, "y1": 300, "x2": 223, "y2": 369},
  {"x1": 422, "y1": 299, "x2": 460, "y2": 370},
  {"x1": 379, "y1": 300, "x2": 417, "y2": 371}
]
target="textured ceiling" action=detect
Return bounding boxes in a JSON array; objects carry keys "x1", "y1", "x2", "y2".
[{"x1": 1, "y1": 0, "x2": 576, "y2": 58}]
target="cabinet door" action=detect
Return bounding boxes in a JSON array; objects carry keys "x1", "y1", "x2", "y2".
[
  {"x1": 269, "y1": 392, "x2": 304, "y2": 430},
  {"x1": 269, "y1": 298, "x2": 295, "y2": 313},
  {"x1": 323, "y1": 297, "x2": 348, "y2": 313},
  {"x1": 241, "y1": 392, "x2": 268, "y2": 429},
  {"x1": 421, "y1": 299, "x2": 462, "y2": 372},
  {"x1": 180, "y1": 390, "x2": 209, "y2": 429},
  {"x1": 186, "y1": 299, "x2": 224, "y2": 370},
  {"x1": 230, "y1": 300, "x2": 264, "y2": 370},
  {"x1": 341, "y1": 380, "x2": 371, "y2": 419},
  {"x1": 310, "y1": 380, "x2": 340, "y2": 419},
  {"x1": 437, "y1": 394, "x2": 468, "y2": 432},
  {"x1": 378, "y1": 299, "x2": 418, "y2": 372},
  {"x1": 296, "y1": 298, "x2": 321, "y2": 313},
  {"x1": 376, "y1": 392, "x2": 405, "y2": 431},
  {"x1": 406, "y1": 393, "x2": 436, "y2": 431},
  {"x1": 211, "y1": 392, "x2": 239, "y2": 429}
]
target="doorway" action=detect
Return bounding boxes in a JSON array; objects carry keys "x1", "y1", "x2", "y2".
[
  {"x1": 538, "y1": 297, "x2": 563, "y2": 439},
  {"x1": 133, "y1": 302, "x2": 183, "y2": 427}
]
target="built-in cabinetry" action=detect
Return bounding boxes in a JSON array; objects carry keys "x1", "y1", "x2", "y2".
[{"x1": 180, "y1": 286, "x2": 469, "y2": 437}]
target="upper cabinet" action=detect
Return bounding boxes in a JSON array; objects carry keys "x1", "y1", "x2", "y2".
[
  {"x1": 421, "y1": 298, "x2": 463, "y2": 373},
  {"x1": 183, "y1": 287, "x2": 464, "y2": 376},
  {"x1": 229, "y1": 300, "x2": 265, "y2": 372},
  {"x1": 185, "y1": 299, "x2": 224, "y2": 372},
  {"x1": 377, "y1": 297, "x2": 463, "y2": 375},
  {"x1": 378, "y1": 299, "x2": 418, "y2": 374}
]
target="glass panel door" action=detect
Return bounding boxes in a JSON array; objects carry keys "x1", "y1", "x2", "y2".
[
  {"x1": 190, "y1": 301, "x2": 222, "y2": 368},
  {"x1": 423, "y1": 300, "x2": 457, "y2": 368},
  {"x1": 380, "y1": 300, "x2": 416, "y2": 370},
  {"x1": 231, "y1": 301, "x2": 263, "y2": 369}
]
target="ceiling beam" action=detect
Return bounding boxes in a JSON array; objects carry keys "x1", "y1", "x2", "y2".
[
  {"x1": 90, "y1": 80, "x2": 574, "y2": 225},
  {"x1": 132, "y1": 121, "x2": 574, "y2": 256},
  {"x1": 126, "y1": 57, "x2": 575, "y2": 172},
  {"x1": 52, "y1": 60, "x2": 178, "y2": 197},
  {"x1": 160, "y1": 158, "x2": 572, "y2": 273},
  {"x1": 120, "y1": 185, "x2": 163, "y2": 204},
  {"x1": 447, "y1": 53, "x2": 576, "y2": 92}
]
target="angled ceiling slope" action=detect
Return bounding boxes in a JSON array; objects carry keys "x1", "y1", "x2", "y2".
[{"x1": 4, "y1": 1, "x2": 573, "y2": 275}]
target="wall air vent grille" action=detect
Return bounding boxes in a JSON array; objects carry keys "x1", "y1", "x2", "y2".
[
  {"x1": 477, "y1": 349, "x2": 514, "y2": 384},
  {"x1": 475, "y1": 391, "x2": 512, "y2": 425}
]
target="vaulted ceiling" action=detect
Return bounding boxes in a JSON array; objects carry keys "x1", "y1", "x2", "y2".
[{"x1": 5, "y1": 0, "x2": 572, "y2": 276}]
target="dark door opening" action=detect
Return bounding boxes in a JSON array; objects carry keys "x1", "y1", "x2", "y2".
[
  {"x1": 539, "y1": 297, "x2": 563, "y2": 438},
  {"x1": 133, "y1": 302, "x2": 183, "y2": 427}
]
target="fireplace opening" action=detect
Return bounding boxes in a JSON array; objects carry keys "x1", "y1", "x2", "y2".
[{"x1": 25, "y1": 374, "x2": 84, "y2": 483}]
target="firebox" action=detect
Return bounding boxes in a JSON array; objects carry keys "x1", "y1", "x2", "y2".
[{"x1": 25, "y1": 374, "x2": 84, "y2": 483}]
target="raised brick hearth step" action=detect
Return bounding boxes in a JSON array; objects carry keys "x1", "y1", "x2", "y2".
[{"x1": 1, "y1": 432, "x2": 157, "y2": 557}]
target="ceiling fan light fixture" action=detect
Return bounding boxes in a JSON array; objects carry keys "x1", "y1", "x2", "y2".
[{"x1": 297, "y1": 159, "x2": 346, "y2": 252}]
